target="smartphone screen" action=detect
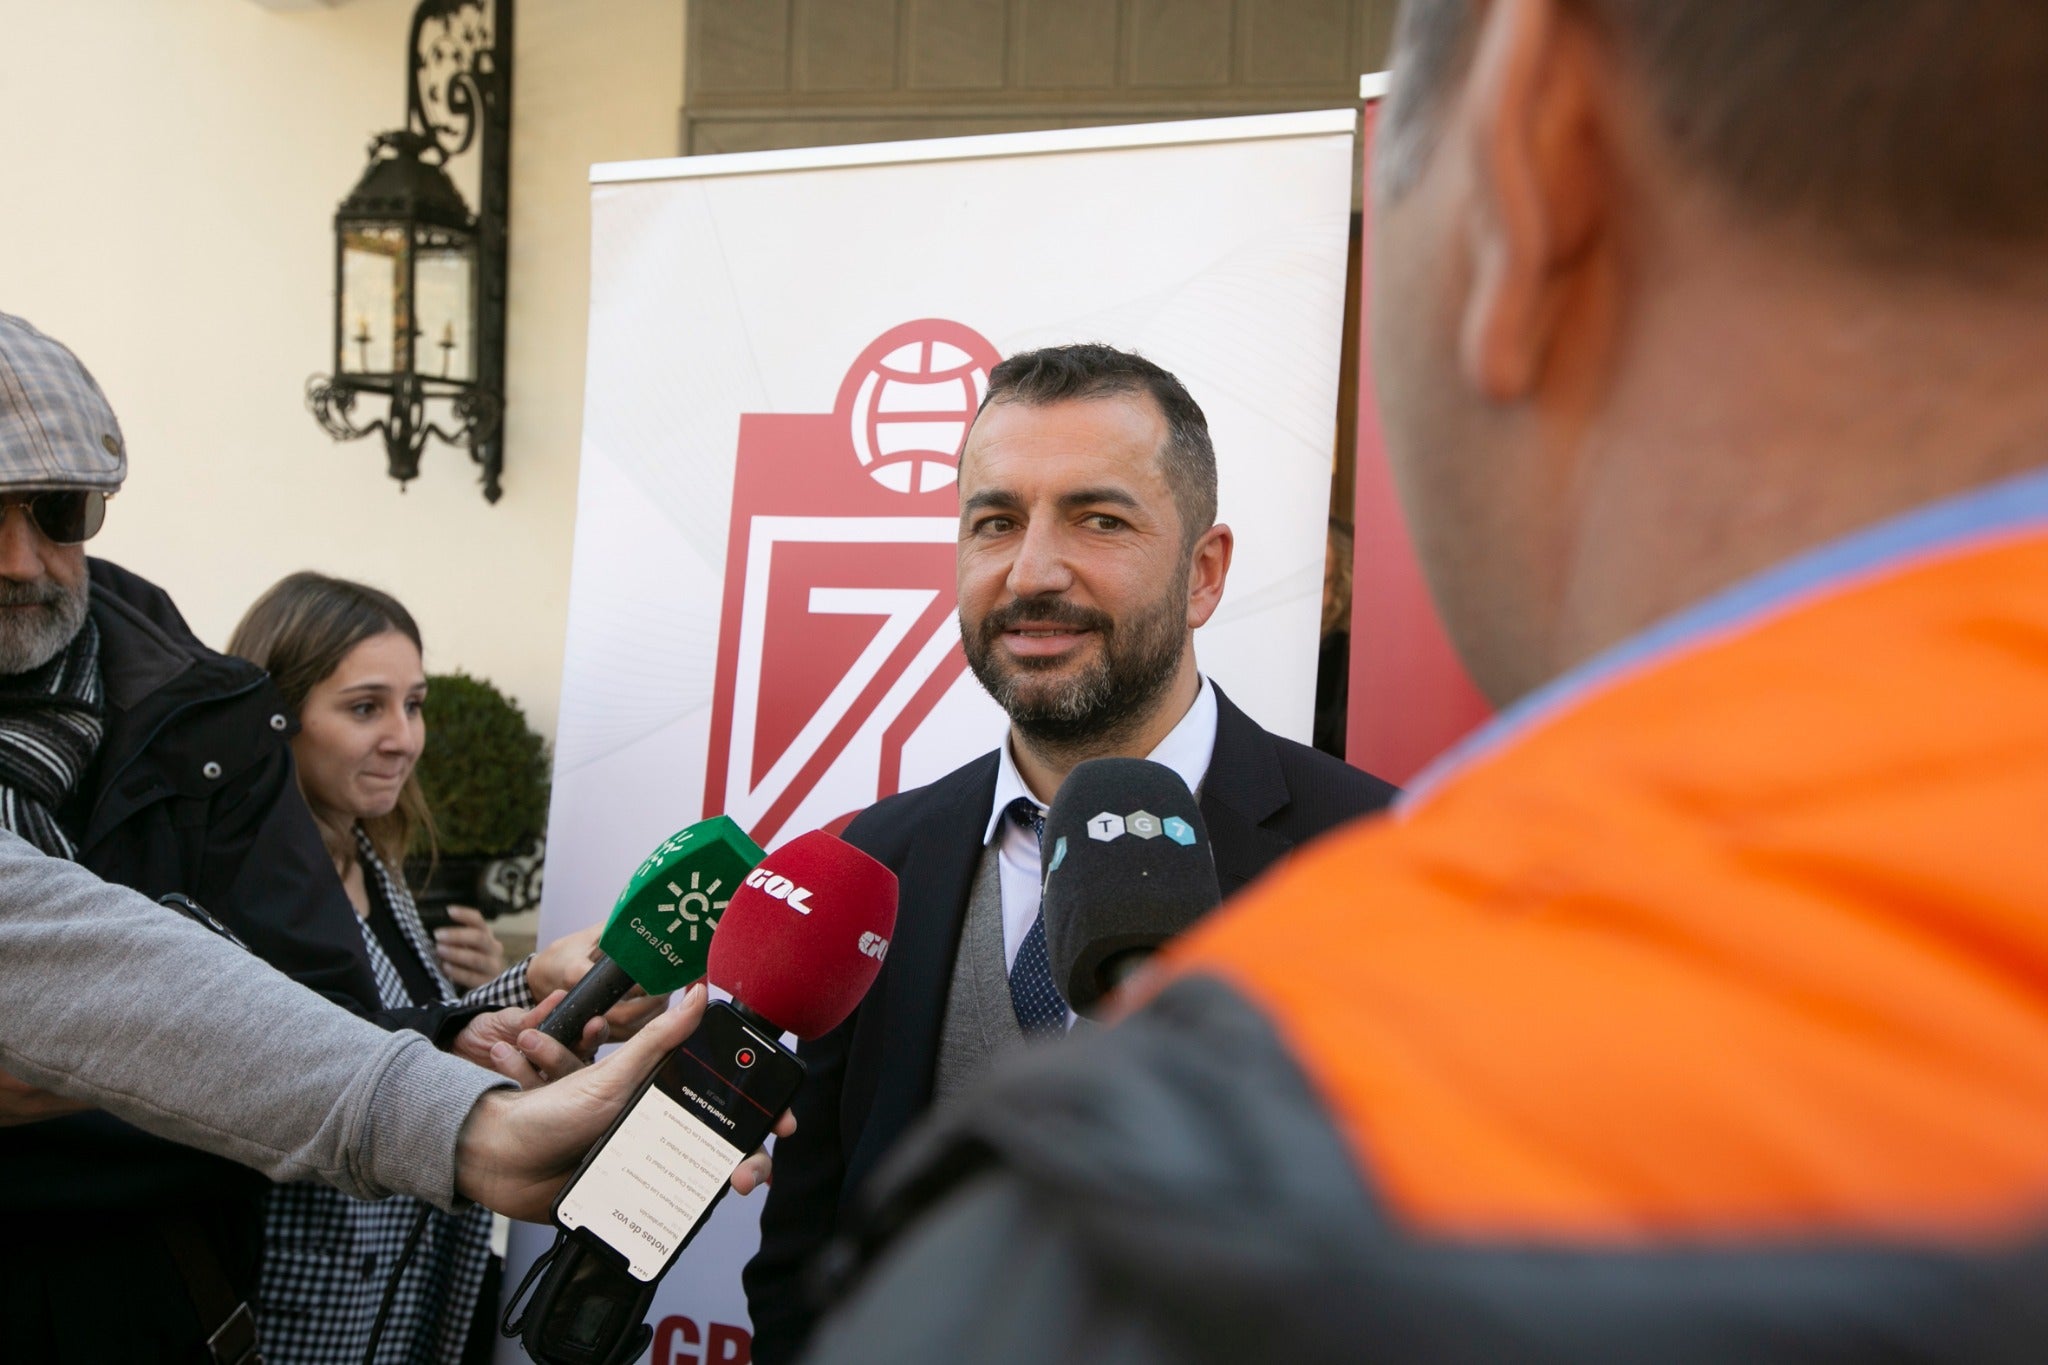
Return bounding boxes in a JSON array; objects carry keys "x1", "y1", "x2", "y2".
[{"x1": 553, "y1": 1002, "x2": 804, "y2": 1281}]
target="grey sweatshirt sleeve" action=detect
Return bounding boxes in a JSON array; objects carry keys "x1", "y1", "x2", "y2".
[{"x1": 0, "y1": 830, "x2": 508, "y2": 1208}]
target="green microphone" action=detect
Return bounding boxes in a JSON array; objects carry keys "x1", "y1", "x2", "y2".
[{"x1": 535, "y1": 815, "x2": 767, "y2": 1048}]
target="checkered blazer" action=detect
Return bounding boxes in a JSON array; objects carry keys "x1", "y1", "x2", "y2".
[{"x1": 256, "y1": 831, "x2": 533, "y2": 1364}]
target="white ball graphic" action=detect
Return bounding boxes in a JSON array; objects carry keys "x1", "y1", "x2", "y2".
[{"x1": 847, "y1": 338, "x2": 990, "y2": 494}]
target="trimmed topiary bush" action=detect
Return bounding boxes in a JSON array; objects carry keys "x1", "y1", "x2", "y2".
[{"x1": 411, "y1": 671, "x2": 551, "y2": 859}]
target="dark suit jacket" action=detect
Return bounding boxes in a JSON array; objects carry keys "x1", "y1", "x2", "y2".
[{"x1": 744, "y1": 685, "x2": 1398, "y2": 1362}]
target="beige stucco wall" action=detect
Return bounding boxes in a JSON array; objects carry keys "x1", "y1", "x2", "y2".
[{"x1": 0, "y1": 0, "x2": 685, "y2": 738}]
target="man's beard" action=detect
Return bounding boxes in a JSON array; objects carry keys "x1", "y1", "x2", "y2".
[
  {"x1": 962, "y1": 583, "x2": 1187, "y2": 753},
  {"x1": 0, "y1": 578, "x2": 89, "y2": 674}
]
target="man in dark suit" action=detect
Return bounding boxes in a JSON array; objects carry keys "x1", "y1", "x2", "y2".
[{"x1": 745, "y1": 343, "x2": 1397, "y2": 1361}]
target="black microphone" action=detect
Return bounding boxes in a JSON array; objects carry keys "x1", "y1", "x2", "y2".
[{"x1": 1040, "y1": 757, "x2": 1223, "y2": 1016}]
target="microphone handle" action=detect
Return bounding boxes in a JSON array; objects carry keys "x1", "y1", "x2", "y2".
[{"x1": 537, "y1": 955, "x2": 638, "y2": 1048}]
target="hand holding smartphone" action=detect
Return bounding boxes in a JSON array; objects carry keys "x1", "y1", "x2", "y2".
[{"x1": 553, "y1": 1000, "x2": 804, "y2": 1280}]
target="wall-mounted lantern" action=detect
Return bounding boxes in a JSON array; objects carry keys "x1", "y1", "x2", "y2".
[{"x1": 308, "y1": 0, "x2": 512, "y2": 503}]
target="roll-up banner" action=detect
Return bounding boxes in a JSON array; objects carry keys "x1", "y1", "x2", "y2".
[
  {"x1": 1347, "y1": 73, "x2": 1494, "y2": 784},
  {"x1": 514, "y1": 110, "x2": 1358, "y2": 1360}
]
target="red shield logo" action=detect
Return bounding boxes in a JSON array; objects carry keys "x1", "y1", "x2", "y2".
[{"x1": 704, "y1": 321, "x2": 1002, "y2": 847}]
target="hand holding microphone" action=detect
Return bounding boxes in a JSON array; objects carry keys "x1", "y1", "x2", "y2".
[
  {"x1": 485, "y1": 828, "x2": 901, "y2": 1085},
  {"x1": 533, "y1": 815, "x2": 767, "y2": 1049},
  {"x1": 506, "y1": 828, "x2": 898, "y2": 1365}
]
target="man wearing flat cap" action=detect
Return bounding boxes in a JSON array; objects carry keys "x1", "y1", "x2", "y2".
[{"x1": 0, "y1": 312, "x2": 410, "y2": 1362}]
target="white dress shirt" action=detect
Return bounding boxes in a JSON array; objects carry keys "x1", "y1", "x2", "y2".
[{"x1": 981, "y1": 676, "x2": 1220, "y2": 983}]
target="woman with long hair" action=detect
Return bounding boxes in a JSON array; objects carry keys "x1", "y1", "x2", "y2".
[{"x1": 228, "y1": 571, "x2": 604, "y2": 1363}]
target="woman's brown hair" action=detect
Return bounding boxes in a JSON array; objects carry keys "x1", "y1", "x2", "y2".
[{"x1": 227, "y1": 572, "x2": 435, "y2": 875}]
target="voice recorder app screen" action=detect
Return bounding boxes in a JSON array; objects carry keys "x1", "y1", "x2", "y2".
[{"x1": 555, "y1": 1005, "x2": 800, "y2": 1280}]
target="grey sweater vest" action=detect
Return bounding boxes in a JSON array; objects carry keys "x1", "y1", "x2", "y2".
[{"x1": 932, "y1": 840, "x2": 1029, "y2": 1110}]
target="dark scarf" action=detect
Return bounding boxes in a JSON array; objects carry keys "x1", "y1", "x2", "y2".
[{"x1": 0, "y1": 616, "x2": 105, "y2": 858}]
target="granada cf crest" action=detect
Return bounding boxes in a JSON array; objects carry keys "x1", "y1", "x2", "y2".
[{"x1": 704, "y1": 321, "x2": 1002, "y2": 847}]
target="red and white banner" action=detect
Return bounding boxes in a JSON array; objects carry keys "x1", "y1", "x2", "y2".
[
  {"x1": 703, "y1": 320, "x2": 1000, "y2": 850},
  {"x1": 523, "y1": 111, "x2": 1357, "y2": 1360}
]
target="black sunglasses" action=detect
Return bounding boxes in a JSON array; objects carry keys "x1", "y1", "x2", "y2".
[{"x1": 0, "y1": 489, "x2": 109, "y2": 545}]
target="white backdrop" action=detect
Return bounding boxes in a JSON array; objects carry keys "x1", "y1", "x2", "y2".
[{"x1": 510, "y1": 110, "x2": 1357, "y2": 1363}]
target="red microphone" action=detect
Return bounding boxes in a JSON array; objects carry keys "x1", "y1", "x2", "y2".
[{"x1": 708, "y1": 829, "x2": 898, "y2": 1039}]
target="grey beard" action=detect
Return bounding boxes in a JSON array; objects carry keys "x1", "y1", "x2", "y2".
[{"x1": 0, "y1": 579, "x2": 90, "y2": 674}]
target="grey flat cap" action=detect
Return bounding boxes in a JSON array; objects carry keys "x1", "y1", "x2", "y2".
[{"x1": 0, "y1": 312, "x2": 127, "y2": 491}]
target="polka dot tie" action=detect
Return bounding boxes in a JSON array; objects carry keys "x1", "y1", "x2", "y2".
[{"x1": 1006, "y1": 797, "x2": 1068, "y2": 1037}]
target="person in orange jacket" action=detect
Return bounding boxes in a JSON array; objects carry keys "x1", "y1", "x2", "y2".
[{"x1": 792, "y1": 1, "x2": 2048, "y2": 1361}]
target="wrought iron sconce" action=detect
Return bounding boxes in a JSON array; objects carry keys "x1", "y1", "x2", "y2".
[{"x1": 309, "y1": 0, "x2": 511, "y2": 502}]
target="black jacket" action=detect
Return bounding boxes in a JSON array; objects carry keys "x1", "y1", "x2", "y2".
[
  {"x1": 0, "y1": 563, "x2": 460, "y2": 1300},
  {"x1": 72, "y1": 560, "x2": 388, "y2": 1015},
  {"x1": 746, "y1": 685, "x2": 1397, "y2": 1362}
]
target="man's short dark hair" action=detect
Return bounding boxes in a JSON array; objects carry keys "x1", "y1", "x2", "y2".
[
  {"x1": 1380, "y1": 0, "x2": 2048, "y2": 270},
  {"x1": 979, "y1": 344, "x2": 1218, "y2": 547}
]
